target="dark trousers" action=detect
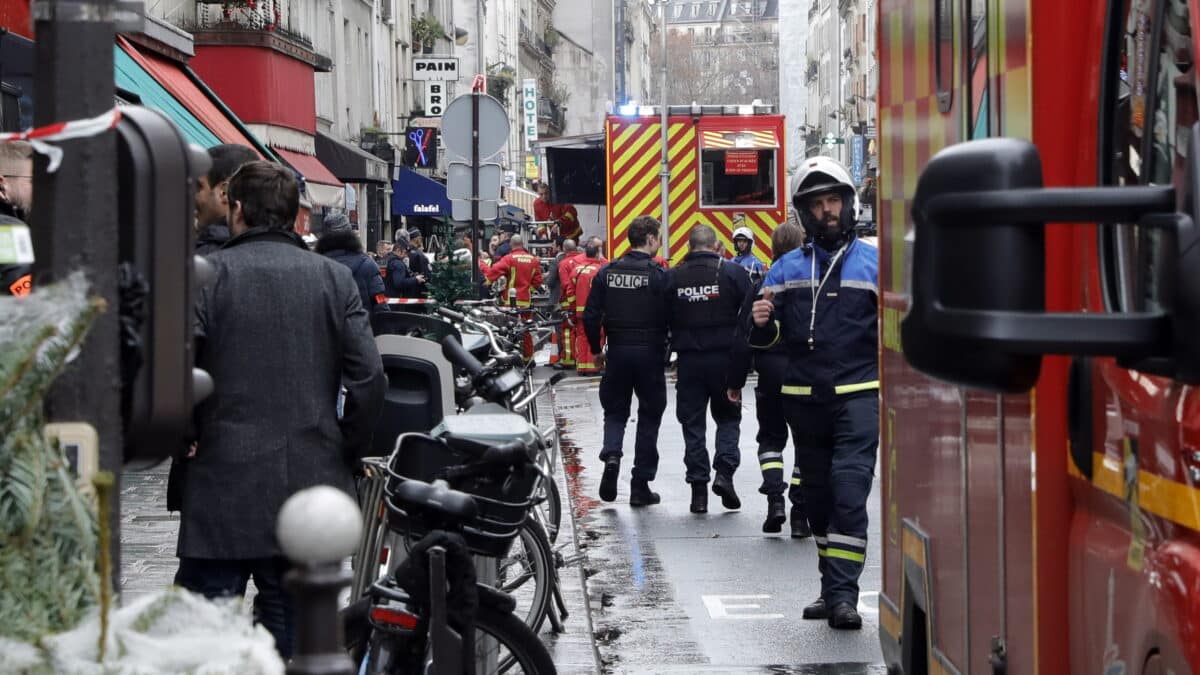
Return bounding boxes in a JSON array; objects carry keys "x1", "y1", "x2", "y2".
[
  {"x1": 175, "y1": 556, "x2": 295, "y2": 659},
  {"x1": 754, "y1": 353, "x2": 805, "y2": 512},
  {"x1": 598, "y1": 344, "x2": 667, "y2": 481},
  {"x1": 783, "y1": 392, "x2": 879, "y2": 607},
  {"x1": 675, "y1": 350, "x2": 741, "y2": 483}
]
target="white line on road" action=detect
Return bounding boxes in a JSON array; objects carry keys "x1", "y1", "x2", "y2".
[{"x1": 701, "y1": 594, "x2": 785, "y2": 620}]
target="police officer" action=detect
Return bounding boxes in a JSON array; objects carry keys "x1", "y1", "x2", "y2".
[
  {"x1": 668, "y1": 225, "x2": 752, "y2": 514},
  {"x1": 730, "y1": 226, "x2": 766, "y2": 283},
  {"x1": 0, "y1": 140, "x2": 34, "y2": 297},
  {"x1": 748, "y1": 157, "x2": 878, "y2": 630},
  {"x1": 582, "y1": 215, "x2": 671, "y2": 506}
]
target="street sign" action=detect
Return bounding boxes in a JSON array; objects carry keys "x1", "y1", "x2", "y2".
[
  {"x1": 822, "y1": 135, "x2": 846, "y2": 145},
  {"x1": 452, "y1": 198, "x2": 498, "y2": 222},
  {"x1": 413, "y1": 57, "x2": 460, "y2": 81},
  {"x1": 447, "y1": 161, "x2": 502, "y2": 200},
  {"x1": 850, "y1": 135, "x2": 865, "y2": 185},
  {"x1": 424, "y1": 82, "x2": 448, "y2": 117},
  {"x1": 522, "y1": 79, "x2": 539, "y2": 151},
  {"x1": 441, "y1": 93, "x2": 509, "y2": 159}
]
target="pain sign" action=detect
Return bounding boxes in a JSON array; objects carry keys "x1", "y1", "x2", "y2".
[{"x1": 523, "y1": 78, "x2": 539, "y2": 151}]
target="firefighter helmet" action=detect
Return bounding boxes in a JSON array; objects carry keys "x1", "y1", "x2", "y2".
[{"x1": 789, "y1": 156, "x2": 859, "y2": 249}]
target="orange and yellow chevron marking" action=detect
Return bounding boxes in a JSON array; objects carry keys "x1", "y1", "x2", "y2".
[{"x1": 700, "y1": 129, "x2": 779, "y2": 149}]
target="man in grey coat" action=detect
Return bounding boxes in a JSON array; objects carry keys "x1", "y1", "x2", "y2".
[{"x1": 173, "y1": 161, "x2": 385, "y2": 658}]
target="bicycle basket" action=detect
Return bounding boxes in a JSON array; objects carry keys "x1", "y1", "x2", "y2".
[{"x1": 382, "y1": 433, "x2": 540, "y2": 558}]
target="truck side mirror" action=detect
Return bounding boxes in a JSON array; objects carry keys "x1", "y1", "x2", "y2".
[
  {"x1": 902, "y1": 136, "x2": 1200, "y2": 393},
  {"x1": 116, "y1": 106, "x2": 213, "y2": 468}
]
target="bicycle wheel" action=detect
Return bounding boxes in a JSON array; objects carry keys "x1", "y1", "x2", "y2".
[
  {"x1": 534, "y1": 470, "x2": 562, "y2": 544},
  {"x1": 496, "y1": 518, "x2": 554, "y2": 632},
  {"x1": 472, "y1": 602, "x2": 558, "y2": 674}
]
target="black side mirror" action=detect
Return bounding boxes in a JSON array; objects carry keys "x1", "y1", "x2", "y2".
[
  {"x1": 902, "y1": 137, "x2": 1197, "y2": 393},
  {"x1": 117, "y1": 106, "x2": 212, "y2": 468}
]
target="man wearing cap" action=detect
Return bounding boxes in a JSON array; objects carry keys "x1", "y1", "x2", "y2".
[
  {"x1": 380, "y1": 233, "x2": 425, "y2": 299},
  {"x1": 405, "y1": 228, "x2": 432, "y2": 287},
  {"x1": 748, "y1": 156, "x2": 878, "y2": 631},
  {"x1": 316, "y1": 213, "x2": 389, "y2": 314}
]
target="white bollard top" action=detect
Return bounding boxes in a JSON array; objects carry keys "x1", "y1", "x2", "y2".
[{"x1": 276, "y1": 485, "x2": 363, "y2": 565}]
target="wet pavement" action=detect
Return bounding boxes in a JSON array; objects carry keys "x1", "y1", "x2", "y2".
[{"x1": 550, "y1": 369, "x2": 886, "y2": 674}]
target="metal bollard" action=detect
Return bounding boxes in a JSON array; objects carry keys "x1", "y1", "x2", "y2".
[{"x1": 276, "y1": 485, "x2": 363, "y2": 675}]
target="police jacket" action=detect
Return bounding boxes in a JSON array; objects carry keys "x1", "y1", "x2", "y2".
[
  {"x1": 381, "y1": 252, "x2": 421, "y2": 298},
  {"x1": 748, "y1": 238, "x2": 878, "y2": 402},
  {"x1": 582, "y1": 250, "x2": 671, "y2": 352},
  {"x1": 0, "y1": 212, "x2": 32, "y2": 296},
  {"x1": 731, "y1": 253, "x2": 766, "y2": 281},
  {"x1": 667, "y1": 250, "x2": 751, "y2": 353},
  {"x1": 407, "y1": 246, "x2": 432, "y2": 278}
]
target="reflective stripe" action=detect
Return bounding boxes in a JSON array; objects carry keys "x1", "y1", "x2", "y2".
[
  {"x1": 827, "y1": 533, "x2": 868, "y2": 549},
  {"x1": 841, "y1": 279, "x2": 878, "y2": 293},
  {"x1": 764, "y1": 279, "x2": 815, "y2": 292},
  {"x1": 790, "y1": 477, "x2": 802, "y2": 486},
  {"x1": 757, "y1": 451, "x2": 784, "y2": 461},
  {"x1": 760, "y1": 462, "x2": 785, "y2": 471},
  {"x1": 781, "y1": 380, "x2": 880, "y2": 397},
  {"x1": 814, "y1": 536, "x2": 828, "y2": 545},
  {"x1": 751, "y1": 319, "x2": 782, "y2": 350},
  {"x1": 819, "y1": 549, "x2": 867, "y2": 563},
  {"x1": 514, "y1": 299, "x2": 532, "y2": 307}
]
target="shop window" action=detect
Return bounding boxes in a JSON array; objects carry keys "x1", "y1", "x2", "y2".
[{"x1": 700, "y1": 148, "x2": 776, "y2": 207}]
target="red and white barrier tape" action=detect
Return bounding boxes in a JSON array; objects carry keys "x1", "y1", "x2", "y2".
[{"x1": 0, "y1": 107, "x2": 123, "y2": 173}]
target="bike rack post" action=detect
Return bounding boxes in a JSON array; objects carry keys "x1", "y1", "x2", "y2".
[{"x1": 476, "y1": 555, "x2": 500, "y2": 673}]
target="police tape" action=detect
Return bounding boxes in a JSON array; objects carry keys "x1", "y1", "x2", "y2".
[{"x1": 0, "y1": 107, "x2": 123, "y2": 173}]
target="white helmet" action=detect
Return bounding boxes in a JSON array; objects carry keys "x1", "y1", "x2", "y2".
[
  {"x1": 731, "y1": 226, "x2": 753, "y2": 241},
  {"x1": 789, "y1": 156, "x2": 860, "y2": 248}
]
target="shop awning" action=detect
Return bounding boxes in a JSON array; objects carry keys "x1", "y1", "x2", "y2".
[
  {"x1": 115, "y1": 45, "x2": 220, "y2": 148},
  {"x1": 117, "y1": 37, "x2": 267, "y2": 156},
  {"x1": 392, "y1": 167, "x2": 449, "y2": 217},
  {"x1": 275, "y1": 147, "x2": 345, "y2": 208},
  {"x1": 700, "y1": 129, "x2": 779, "y2": 149},
  {"x1": 316, "y1": 131, "x2": 388, "y2": 184}
]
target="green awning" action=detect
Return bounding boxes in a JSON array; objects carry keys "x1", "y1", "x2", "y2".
[{"x1": 114, "y1": 45, "x2": 220, "y2": 148}]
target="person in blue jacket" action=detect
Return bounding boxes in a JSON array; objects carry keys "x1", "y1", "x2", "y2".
[
  {"x1": 730, "y1": 226, "x2": 767, "y2": 283},
  {"x1": 748, "y1": 156, "x2": 878, "y2": 631},
  {"x1": 316, "y1": 213, "x2": 389, "y2": 313}
]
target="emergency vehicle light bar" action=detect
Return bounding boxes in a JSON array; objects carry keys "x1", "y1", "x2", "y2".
[{"x1": 613, "y1": 102, "x2": 776, "y2": 117}]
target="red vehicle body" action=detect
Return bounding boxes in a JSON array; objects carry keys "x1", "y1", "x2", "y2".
[{"x1": 878, "y1": 0, "x2": 1200, "y2": 673}]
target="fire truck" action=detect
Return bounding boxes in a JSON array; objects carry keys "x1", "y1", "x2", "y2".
[{"x1": 878, "y1": 0, "x2": 1200, "y2": 673}]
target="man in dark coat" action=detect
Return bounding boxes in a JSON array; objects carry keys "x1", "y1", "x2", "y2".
[
  {"x1": 194, "y1": 144, "x2": 258, "y2": 256},
  {"x1": 380, "y1": 237, "x2": 425, "y2": 298},
  {"x1": 316, "y1": 213, "x2": 389, "y2": 313},
  {"x1": 405, "y1": 227, "x2": 432, "y2": 281},
  {"x1": 173, "y1": 161, "x2": 385, "y2": 658}
]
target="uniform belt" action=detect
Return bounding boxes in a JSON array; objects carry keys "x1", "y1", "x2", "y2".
[{"x1": 780, "y1": 380, "x2": 880, "y2": 396}]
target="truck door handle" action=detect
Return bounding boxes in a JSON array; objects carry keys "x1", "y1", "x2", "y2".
[{"x1": 1067, "y1": 357, "x2": 1094, "y2": 480}]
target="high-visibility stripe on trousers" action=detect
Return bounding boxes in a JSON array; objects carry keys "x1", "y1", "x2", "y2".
[
  {"x1": 574, "y1": 314, "x2": 602, "y2": 374},
  {"x1": 560, "y1": 319, "x2": 575, "y2": 366}
]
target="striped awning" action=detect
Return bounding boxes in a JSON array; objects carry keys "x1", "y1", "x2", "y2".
[{"x1": 701, "y1": 129, "x2": 779, "y2": 149}]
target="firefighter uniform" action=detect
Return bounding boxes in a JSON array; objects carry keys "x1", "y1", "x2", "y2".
[
  {"x1": 582, "y1": 250, "x2": 671, "y2": 492},
  {"x1": 483, "y1": 246, "x2": 544, "y2": 308},
  {"x1": 668, "y1": 250, "x2": 752, "y2": 507},
  {"x1": 571, "y1": 256, "x2": 605, "y2": 374},
  {"x1": 555, "y1": 250, "x2": 585, "y2": 367},
  {"x1": 749, "y1": 237, "x2": 879, "y2": 618}
]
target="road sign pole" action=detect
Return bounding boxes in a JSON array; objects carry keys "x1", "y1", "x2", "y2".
[{"x1": 471, "y1": 92, "x2": 480, "y2": 293}]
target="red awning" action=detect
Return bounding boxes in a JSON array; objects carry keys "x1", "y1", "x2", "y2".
[
  {"x1": 117, "y1": 37, "x2": 264, "y2": 153},
  {"x1": 274, "y1": 147, "x2": 343, "y2": 187}
]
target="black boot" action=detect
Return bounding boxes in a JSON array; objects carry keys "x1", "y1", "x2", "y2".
[
  {"x1": 762, "y1": 495, "x2": 786, "y2": 533},
  {"x1": 801, "y1": 597, "x2": 828, "y2": 620},
  {"x1": 629, "y1": 479, "x2": 661, "y2": 506},
  {"x1": 790, "y1": 507, "x2": 812, "y2": 539},
  {"x1": 690, "y1": 482, "x2": 708, "y2": 514},
  {"x1": 599, "y1": 459, "x2": 620, "y2": 502},
  {"x1": 827, "y1": 602, "x2": 863, "y2": 630},
  {"x1": 712, "y1": 473, "x2": 741, "y2": 510}
]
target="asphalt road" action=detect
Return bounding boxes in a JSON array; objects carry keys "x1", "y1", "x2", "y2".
[{"x1": 552, "y1": 371, "x2": 886, "y2": 674}]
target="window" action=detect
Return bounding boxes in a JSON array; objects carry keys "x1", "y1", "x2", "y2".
[
  {"x1": 1101, "y1": 0, "x2": 1195, "y2": 313},
  {"x1": 934, "y1": 0, "x2": 953, "y2": 112},
  {"x1": 699, "y1": 148, "x2": 777, "y2": 207}
]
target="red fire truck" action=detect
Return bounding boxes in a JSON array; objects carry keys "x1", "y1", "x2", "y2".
[{"x1": 879, "y1": 0, "x2": 1200, "y2": 673}]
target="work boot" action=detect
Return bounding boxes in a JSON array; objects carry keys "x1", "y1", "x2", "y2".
[
  {"x1": 801, "y1": 597, "x2": 828, "y2": 620},
  {"x1": 790, "y1": 508, "x2": 812, "y2": 539},
  {"x1": 629, "y1": 479, "x2": 661, "y2": 507},
  {"x1": 712, "y1": 473, "x2": 741, "y2": 510},
  {"x1": 827, "y1": 602, "x2": 863, "y2": 630},
  {"x1": 762, "y1": 495, "x2": 786, "y2": 533},
  {"x1": 690, "y1": 482, "x2": 708, "y2": 514},
  {"x1": 599, "y1": 459, "x2": 620, "y2": 502}
]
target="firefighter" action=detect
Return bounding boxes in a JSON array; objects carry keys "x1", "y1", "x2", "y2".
[
  {"x1": 484, "y1": 234, "x2": 544, "y2": 358},
  {"x1": 668, "y1": 225, "x2": 752, "y2": 514},
  {"x1": 582, "y1": 215, "x2": 672, "y2": 506},
  {"x1": 730, "y1": 226, "x2": 766, "y2": 283},
  {"x1": 552, "y1": 239, "x2": 585, "y2": 369},
  {"x1": 571, "y1": 240, "x2": 607, "y2": 375},
  {"x1": 748, "y1": 156, "x2": 878, "y2": 630},
  {"x1": 534, "y1": 181, "x2": 582, "y2": 242},
  {"x1": 729, "y1": 222, "x2": 811, "y2": 537}
]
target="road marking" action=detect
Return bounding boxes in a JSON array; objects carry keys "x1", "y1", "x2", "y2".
[
  {"x1": 858, "y1": 591, "x2": 879, "y2": 618},
  {"x1": 701, "y1": 594, "x2": 785, "y2": 620}
]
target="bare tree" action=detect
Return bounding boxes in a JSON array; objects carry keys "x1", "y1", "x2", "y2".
[{"x1": 651, "y1": 29, "x2": 779, "y2": 106}]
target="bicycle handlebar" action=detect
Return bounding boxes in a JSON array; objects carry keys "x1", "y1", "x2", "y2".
[
  {"x1": 439, "y1": 335, "x2": 485, "y2": 378},
  {"x1": 436, "y1": 306, "x2": 467, "y2": 322}
]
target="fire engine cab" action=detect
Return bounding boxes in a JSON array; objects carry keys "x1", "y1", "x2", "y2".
[{"x1": 879, "y1": 0, "x2": 1200, "y2": 674}]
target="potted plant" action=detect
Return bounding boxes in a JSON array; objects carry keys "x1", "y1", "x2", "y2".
[
  {"x1": 543, "y1": 23, "x2": 560, "y2": 52},
  {"x1": 411, "y1": 13, "x2": 443, "y2": 54}
]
